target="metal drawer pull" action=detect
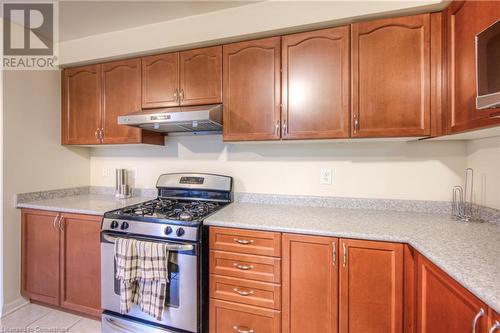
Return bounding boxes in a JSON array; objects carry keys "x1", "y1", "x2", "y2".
[
  {"x1": 233, "y1": 326, "x2": 254, "y2": 333},
  {"x1": 53, "y1": 214, "x2": 60, "y2": 230},
  {"x1": 332, "y1": 242, "x2": 336, "y2": 266},
  {"x1": 472, "y1": 308, "x2": 485, "y2": 333},
  {"x1": 233, "y1": 288, "x2": 254, "y2": 296},
  {"x1": 489, "y1": 321, "x2": 500, "y2": 333},
  {"x1": 234, "y1": 238, "x2": 254, "y2": 245},
  {"x1": 342, "y1": 242, "x2": 347, "y2": 267},
  {"x1": 58, "y1": 215, "x2": 64, "y2": 230},
  {"x1": 233, "y1": 263, "x2": 254, "y2": 270}
]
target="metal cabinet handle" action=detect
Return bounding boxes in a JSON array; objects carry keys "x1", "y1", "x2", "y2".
[
  {"x1": 233, "y1": 263, "x2": 254, "y2": 270},
  {"x1": 275, "y1": 120, "x2": 280, "y2": 136},
  {"x1": 94, "y1": 129, "x2": 99, "y2": 141},
  {"x1": 58, "y1": 215, "x2": 64, "y2": 230},
  {"x1": 489, "y1": 321, "x2": 500, "y2": 333},
  {"x1": 342, "y1": 242, "x2": 347, "y2": 267},
  {"x1": 332, "y1": 242, "x2": 337, "y2": 266},
  {"x1": 234, "y1": 238, "x2": 254, "y2": 245},
  {"x1": 233, "y1": 326, "x2": 254, "y2": 333},
  {"x1": 283, "y1": 119, "x2": 288, "y2": 136},
  {"x1": 180, "y1": 89, "x2": 184, "y2": 101},
  {"x1": 53, "y1": 214, "x2": 60, "y2": 229},
  {"x1": 353, "y1": 114, "x2": 360, "y2": 133},
  {"x1": 233, "y1": 288, "x2": 254, "y2": 296},
  {"x1": 472, "y1": 308, "x2": 485, "y2": 333},
  {"x1": 174, "y1": 89, "x2": 178, "y2": 102}
]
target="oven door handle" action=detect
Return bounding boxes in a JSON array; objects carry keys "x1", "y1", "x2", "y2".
[{"x1": 102, "y1": 234, "x2": 194, "y2": 252}]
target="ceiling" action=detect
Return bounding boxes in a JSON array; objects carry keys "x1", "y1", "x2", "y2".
[{"x1": 58, "y1": 1, "x2": 257, "y2": 42}]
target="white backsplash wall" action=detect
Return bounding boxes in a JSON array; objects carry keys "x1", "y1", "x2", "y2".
[
  {"x1": 466, "y1": 136, "x2": 500, "y2": 210},
  {"x1": 90, "y1": 135, "x2": 467, "y2": 202}
]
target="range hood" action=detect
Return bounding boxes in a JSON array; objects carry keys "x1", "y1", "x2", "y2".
[{"x1": 117, "y1": 104, "x2": 222, "y2": 134}]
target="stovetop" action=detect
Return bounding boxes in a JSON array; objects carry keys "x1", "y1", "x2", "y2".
[{"x1": 114, "y1": 198, "x2": 223, "y2": 222}]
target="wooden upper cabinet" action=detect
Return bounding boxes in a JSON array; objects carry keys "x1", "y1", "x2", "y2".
[
  {"x1": 352, "y1": 14, "x2": 431, "y2": 137},
  {"x1": 102, "y1": 59, "x2": 142, "y2": 144},
  {"x1": 416, "y1": 254, "x2": 488, "y2": 333},
  {"x1": 339, "y1": 239, "x2": 403, "y2": 333},
  {"x1": 447, "y1": 1, "x2": 500, "y2": 134},
  {"x1": 21, "y1": 209, "x2": 61, "y2": 306},
  {"x1": 179, "y1": 46, "x2": 222, "y2": 106},
  {"x1": 62, "y1": 64, "x2": 102, "y2": 145},
  {"x1": 282, "y1": 26, "x2": 350, "y2": 139},
  {"x1": 282, "y1": 234, "x2": 339, "y2": 333},
  {"x1": 223, "y1": 37, "x2": 281, "y2": 141},
  {"x1": 60, "y1": 213, "x2": 102, "y2": 317},
  {"x1": 142, "y1": 52, "x2": 179, "y2": 108}
]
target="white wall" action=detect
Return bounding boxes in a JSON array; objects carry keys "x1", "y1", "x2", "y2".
[
  {"x1": 90, "y1": 136, "x2": 466, "y2": 202},
  {"x1": 2, "y1": 70, "x2": 90, "y2": 311},
  {"x1": 466, "y1": 137, "x2": 500, "y2": 210},
  {"x1": 59, "y1": 0, "x2": 445, "y2": 66}
]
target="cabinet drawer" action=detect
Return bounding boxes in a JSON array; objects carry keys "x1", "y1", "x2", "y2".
[
  {"x1": 210, "y1": 250, "x2": 281, "y2": 283},
  {"x1": 210, "y1": 299, "x2": 281, "y2": 333},
  {"x1": 210, "y1": 227, "x2": 281, "y2": 257},
  {"x1": 210, "y1": 275, "x2": 281, "y2": 310}
]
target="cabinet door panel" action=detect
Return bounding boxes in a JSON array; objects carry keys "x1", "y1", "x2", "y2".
[
  {"x1": 352, "y1": 14, "x2": 430, "y2": 137},
  {"x1": 282, "y1": 26, "x2": 350, "y2": 139},
  {"x1": 416, "y1": 254, "x2": 488, "y2": 333},
  {"x1": 60, "y1": 213, "x2": 102, "y2": 317},
  {"x1": 448, "y1": 1, "x2": 500, "y2": 133},
  {"x1": 21, "y1": 209, "x2": 60, "y2": 305},
  {"x1": 180, "y1": 46, "x2": 222, "y2": 106},
  {"x1": 282, "y1": 233, "x2": 338, "y2": 333},
  {"x1": 142, "y1": 53, "x2": 179, "y2": 108},
  {"x1": 62, "y1": 65, "x2": 101, "y2": 145},
  {"x1": 102, "y1": 59, "x2": 142, "y2": 144},
  {"x1": 223, "y1": 37, "x2": 281, "y2": 141},
  {"x1": 339, "y1": 239, "x2": 403, "y2": 333}
]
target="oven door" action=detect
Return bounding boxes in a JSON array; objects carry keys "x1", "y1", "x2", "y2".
[{"x1": 101, "y1": 232, "x2": 199, "y2": 333}]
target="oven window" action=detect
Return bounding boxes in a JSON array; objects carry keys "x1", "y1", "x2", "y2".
[{"x1": 113, "y1": 253, "x2": 180, "y2": 308}]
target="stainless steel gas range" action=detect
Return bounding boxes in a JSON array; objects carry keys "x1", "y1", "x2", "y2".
[{"x1": 101, "y1": 173, "x2": 233, "y2": 333}]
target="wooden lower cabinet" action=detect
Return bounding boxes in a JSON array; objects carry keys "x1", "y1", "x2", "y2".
[
  {"x1": 210, "y1": 299, "x2": 281, "y2": 333},
  {"x1": 282, "y1": 233, "x2": 339, "y2": 333},
  {"x1": 210, "y1": 228, "x2": 497, "y2": 333},
  {"x1": 21, "y1": 209, "x2": 61, "y2": 305},
  {"x1": 21, "y1": 209, "x2": 102, "y2": 317},
  {"x1": 60, "y1": 213, "x2": 102, "y2": 317},
  {"x1": 416, "y1": 253, "x2": 488, "y2": 333}
]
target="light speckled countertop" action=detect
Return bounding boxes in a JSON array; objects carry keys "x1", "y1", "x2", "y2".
[
  {"x1": 16, "y1": 194, "x2": 154, "y2": 215},
  {"x1": 204, "y1": 203, "x2": 500, "y2": 313}
]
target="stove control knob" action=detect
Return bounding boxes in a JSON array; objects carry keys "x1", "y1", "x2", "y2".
[
  {"x1": 110, "y1": 221, "x2": 119, "y2": 229},
  {"x1": 176, "y1": 228, "x2": 185, "y2": 237},
  {"x1": 120, "y1": 222, "x2": 129, "y2": 230},
  {"x1": 164, "y1": 226, "x2": 173, "y2": 235}
]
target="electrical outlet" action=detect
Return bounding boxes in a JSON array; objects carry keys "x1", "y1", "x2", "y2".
[
  {"x1": 102, "y1": 167, "x2": 109, "y2": 177},
  {"x1": 320, "y1": 168, "x2": 332, "y2": 185}
]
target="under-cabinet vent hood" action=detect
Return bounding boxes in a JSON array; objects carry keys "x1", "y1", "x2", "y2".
[{"x1": 117, "y1": 104, "x2": 222, "y2": 134}]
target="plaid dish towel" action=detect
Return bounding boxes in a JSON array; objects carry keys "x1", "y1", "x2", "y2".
[
  {"x1": 114, "y1": 238, "x2": 139, "y2": 314},
  {"x1": 114, "y1": 238, "x2": 170, "y2": 321},
  {"x1": 133, "y1": 240, "x2": 170, "y2": 320}
]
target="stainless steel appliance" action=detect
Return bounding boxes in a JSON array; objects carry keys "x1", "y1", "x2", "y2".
[
  {"x1": 115, "y1": 168, "x2": 131, "y2": 199},
  {"x1": 101, "y1": 173, "x2": 233, "y2": 333},
  {"x1": 476, "y1": 19, "x2": 500, "y2": 109},
  {"x1": 117, "y1": 104, "x2": 222, "y2": 134}
]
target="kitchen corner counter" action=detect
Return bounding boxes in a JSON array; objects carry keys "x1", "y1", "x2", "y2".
[
  {"x1": 204, "y1": 202, "x2": 500, "y2": 313},
  {"x1": 16, "y1": 194, "x2": 153, "y2": 216}
]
